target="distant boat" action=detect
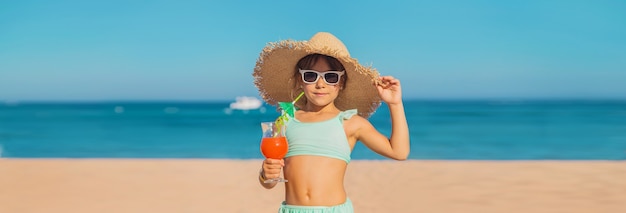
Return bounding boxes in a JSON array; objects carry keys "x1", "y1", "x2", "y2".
[{"x1": 229, "y1": 96, "x2": 263, "y2": 110}]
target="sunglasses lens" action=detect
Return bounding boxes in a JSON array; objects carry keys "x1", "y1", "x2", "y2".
[
  {"x1": 303, "y1": 72, "x2": 318, "y2": 83},
  {"x1": 324, "y1": 73, "x2": 339, "y2": 84}
]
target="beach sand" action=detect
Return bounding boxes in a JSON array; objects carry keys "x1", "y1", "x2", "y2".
[{"x1": 1, "y1": 159, "x2": 625, "y2": 213}]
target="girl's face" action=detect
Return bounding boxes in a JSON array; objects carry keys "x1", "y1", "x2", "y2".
[{"x1": 300, "y1": 57, "x2": 343, "y2": 108}]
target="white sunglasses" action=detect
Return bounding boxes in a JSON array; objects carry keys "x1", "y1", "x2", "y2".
[{"x1": 299, "y1": 69, "x2": 345, "y2": 86}]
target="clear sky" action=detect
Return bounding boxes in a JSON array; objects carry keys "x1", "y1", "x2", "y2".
[{"x1": 1, "y1": 0, "x2": 625, "y2": 101}]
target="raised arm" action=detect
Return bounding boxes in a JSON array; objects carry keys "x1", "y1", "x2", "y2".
[{"x1": 355, "y1": 76, "x2": 410, "y2": 160}]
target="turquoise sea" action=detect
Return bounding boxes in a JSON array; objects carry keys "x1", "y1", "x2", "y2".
[{"x1": 1, "y1": 100, "x2": 625, "y2": 160}]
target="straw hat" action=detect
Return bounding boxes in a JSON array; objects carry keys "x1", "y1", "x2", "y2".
[{"x1": 253, "y1": 32, "x2": 382, "y2": 118}]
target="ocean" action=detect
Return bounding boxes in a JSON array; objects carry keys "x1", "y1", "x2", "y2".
[{"x1": 1, "y1": 100, "x2": 625, "y2": 160}]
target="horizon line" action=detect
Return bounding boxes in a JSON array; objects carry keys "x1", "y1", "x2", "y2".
[{"x1": 3, "y1": 98, "x2": 626, "y2": 104}]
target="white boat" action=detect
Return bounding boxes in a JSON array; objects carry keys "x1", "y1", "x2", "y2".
[{"x1": 229, "y1": 96, "x2": 263, "y2": 110}]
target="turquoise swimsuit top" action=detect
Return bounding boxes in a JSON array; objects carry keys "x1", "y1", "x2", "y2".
[{"x1": 284, "y1": 109, "x2": 357, "y2": 164}]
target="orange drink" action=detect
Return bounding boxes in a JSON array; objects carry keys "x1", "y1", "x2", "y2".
[
  {"x1": 260, "y1": 121, "x2": 289, "y2": 183},
  {"x1": 261, "y1": 136, "x2": 288, "y2": 159}
]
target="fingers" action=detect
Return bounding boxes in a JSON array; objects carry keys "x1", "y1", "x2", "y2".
[
  {"x1": 380, "y1": 76, "x2": 400, "y2": 85},
  {"x1": 262, "y1": 158, "x2": 284, "y2": 179},
  {"x1": 377, "y1": 76, "x2": 400, "y2": 89},
  {"x1": 264, "y1": 158, "x2": 284, "y2": 166}
]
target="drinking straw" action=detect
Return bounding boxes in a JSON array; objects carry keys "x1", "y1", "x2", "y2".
[{"x1": 274, "y1": 92, "x2": 304, "y2": 137}]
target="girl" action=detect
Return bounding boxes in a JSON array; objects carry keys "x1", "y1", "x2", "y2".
[{"x1": 253, "y1": 32, "x2": 410, "y2": 212}]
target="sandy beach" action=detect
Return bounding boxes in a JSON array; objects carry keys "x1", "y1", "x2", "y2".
[{"x1": 1, "y1": 159, "x2": 624, "y2": 213}]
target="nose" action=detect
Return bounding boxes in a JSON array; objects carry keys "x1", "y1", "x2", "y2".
[{"x1": 315, "y1": 75, "x2": 326, "y2": 88}]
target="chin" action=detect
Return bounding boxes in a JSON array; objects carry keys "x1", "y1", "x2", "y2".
[
  {"x1": 304, "y1": 92, "x2": 339, "y2": 106},
  {"x1": 311, "y1": 97, "x2": 338, "y2": 107}
]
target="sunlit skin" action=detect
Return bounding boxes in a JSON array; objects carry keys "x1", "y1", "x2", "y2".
[{"x1": 260, "y1": 57, "x2": 410, "y2": 206}]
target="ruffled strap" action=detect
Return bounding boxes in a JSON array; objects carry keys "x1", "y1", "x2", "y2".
[{"x1": 339, "y1": 109, "x2": 358, "y2": 121}]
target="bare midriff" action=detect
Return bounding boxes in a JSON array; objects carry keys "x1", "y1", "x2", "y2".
[{"x1": 283, "y1": 155, "x2": 347, "y2": 206}]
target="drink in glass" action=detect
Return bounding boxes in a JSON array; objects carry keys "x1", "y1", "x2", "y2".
[{"x1": 260, "y1": 122, "x2": 288, "y2": 183}]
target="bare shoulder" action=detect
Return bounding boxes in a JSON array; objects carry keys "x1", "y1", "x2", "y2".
[
  {"x1": 344, "y1": 114, "x2": 368, "y2": 125},
  {"x1": 343, "y1": 114, "x2": 375, "y2": 135}
]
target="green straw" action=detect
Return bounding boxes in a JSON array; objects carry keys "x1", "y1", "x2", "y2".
[
  {"x1": 292, "y1": 91, "x2": 304, "y2": 104},
  {"x1": 273, "y1": 92, "x2": 304, "y2": 137}
]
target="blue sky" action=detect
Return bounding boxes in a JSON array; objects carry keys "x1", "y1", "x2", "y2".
[{"x1": 1, "y1": 0, "x2": 625, "y2": 101}]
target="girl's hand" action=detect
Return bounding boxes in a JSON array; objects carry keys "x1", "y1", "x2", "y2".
[
  {"x1": 376, "y1": 76, "x2": 403, "y2": 105},
  {"x1": 261, "y1": 158, "x2": 284, "y2": 180}
]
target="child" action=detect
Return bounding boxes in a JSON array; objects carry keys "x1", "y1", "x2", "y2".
[{"x1": 253, "y1": 32, "x2": 410, "y2": 212}]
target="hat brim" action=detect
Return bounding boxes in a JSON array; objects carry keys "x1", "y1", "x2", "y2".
[{"x1": 253, "y1": 40, "x2": 382, "y2": 118}]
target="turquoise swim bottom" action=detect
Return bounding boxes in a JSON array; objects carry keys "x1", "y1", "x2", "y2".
[{"x1": 278, "y1": 198, "x2": 353, "y2": 213}]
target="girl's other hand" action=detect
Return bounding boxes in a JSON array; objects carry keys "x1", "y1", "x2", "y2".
[{"x1": 376, "y1": 76, "x2": 403, "y2": 105}]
